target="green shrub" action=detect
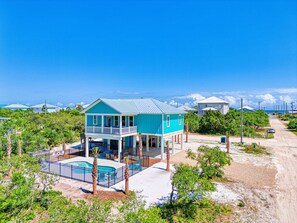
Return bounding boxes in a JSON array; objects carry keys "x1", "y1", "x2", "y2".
[{"x1": 288, "y1": 119, "x2": 297, "y2": 129}]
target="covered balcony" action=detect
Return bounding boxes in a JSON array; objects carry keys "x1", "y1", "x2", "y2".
[
  {"x1": 85, "y1": 114, "x2": 137, "y2": 135},
  {"x1": 86, "y1": 125, "x2": 137, "y2": 135}
]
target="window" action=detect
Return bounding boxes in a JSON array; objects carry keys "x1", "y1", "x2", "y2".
[
  {"x1": 122, "y1": 116, "x2": 126, "y2": 127},
  {"x1": 114, "y1": 116, "x2": 119, "y2": 127},
  {"x1": 129, "y1": 116, "x2": 134, "y2": 126},
  {"x1": 166, "y1": 115, "x2": 170, "y2": 127},
  {"x1": 178, "y1": 114, "x2": 182, "y2": 125},
  {"x1": 93, "y1": 115, "x2": 97, "y2": 125}
]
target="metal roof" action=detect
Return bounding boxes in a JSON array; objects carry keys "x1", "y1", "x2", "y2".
[
  {"x1": 31, "y1": 103, "x2": 58, "y2": 109},
  {"x1": 3, "y1": 103, "x2": 29, "y2": 109},
  {"x1": 198, "y1": 96, "x2": 229, "y2": 104},
  {"x1": 82, "y1": 98, "x2": 186, "y2": 114},
  {"x1": 178, "y1": 105, "x2": 196, "y2": 111}
]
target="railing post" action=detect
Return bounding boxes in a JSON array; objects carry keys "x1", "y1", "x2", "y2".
[
  {"x1": 84, "y1": 167, "x2": 86, "y2": 182},
  {"x1": 93, "y1": 126, "x2": 95, "y2": 133},
  {"x1": 110, "y1": 127, "x2": 112, "y2": 134},
  {"x1": 108, "y1": 173, "x2": 110, "y2": 187}
]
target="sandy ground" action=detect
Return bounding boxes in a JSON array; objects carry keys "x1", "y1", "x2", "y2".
[{"x1": 177, "y1": 115, "x2": 297, "y2": 223}]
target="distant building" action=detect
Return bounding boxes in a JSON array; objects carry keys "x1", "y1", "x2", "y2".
[
  {"x1": 197, "y1": 96, "x2": 229, "y2": 115},
  {"x1": 3, "y1": 103, "x2": 29, "y2": 110},
  {"x1": 239, "y1": 106, "x2": 255, "y2": 112},
  {"x1": 178, "y1": 105, "x2": 197, "y2": 113},
  {"x1": 31, "y1": 103, "x2": 59, "y2": 113}
]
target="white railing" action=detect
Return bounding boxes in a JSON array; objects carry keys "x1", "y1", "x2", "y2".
[{"x1": 86, "y1": 126, "x2": 137, "y2": 135}]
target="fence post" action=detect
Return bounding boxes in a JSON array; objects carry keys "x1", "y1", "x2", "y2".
[
  {"x1": 84, "y1": 167, "x2": 86, "y2": 182},
  {"x1": 59, "y1": 163, "x2": 61, "y2": 175},
  {"x1": 108, "y1": 173, "x2": 110, "y2": 187},
  {"x1": 114, "y1": 169, "x2": 116, "y2": 185}
]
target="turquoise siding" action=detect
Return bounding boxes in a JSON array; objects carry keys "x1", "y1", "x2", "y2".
[
  {"x1": 86, "y1": 101, "x2": 120, "y2": 114},
  {"x1": 163, "y1": 114, "x2": 184, "y2": 134},
  {"x1": 136, "y1": 114, "x2": 162, "y2": 134},
  {"x1": 87, "y1": 115, "x2": 102, "y2": 126}
]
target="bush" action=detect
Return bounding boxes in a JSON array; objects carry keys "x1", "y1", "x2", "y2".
[
  {"x1": 288, "y1": 119, "x2": 297, "y2": 129},
  {"x1": 187, "y1": 145, "x2": 232, "y2": 179},
  {"x1": 242, "y1": 143, "x2": 270, "y2": 155}
]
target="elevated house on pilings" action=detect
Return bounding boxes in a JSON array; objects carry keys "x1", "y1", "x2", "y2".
[{"x1": 81, "y1": 98, "x2": 186, "y2": 162}]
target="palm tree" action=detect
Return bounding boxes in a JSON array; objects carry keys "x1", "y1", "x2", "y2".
[
  {"x1": 226, "y1": 131, "x2": 230, "y2": 153},
  {"x1": 138, "y1": 133, "x2": 143, "y2": 159},
  {"x1": 92, "y1": 147, "x2": 98, "y2": 195},
  {"x1": 124, "y1": 157, "x2": 129, "y2": 195},
  {"x1": 7, "y1": 133, "x2": 11, "y2": 160},
  {"x1": 166, "y1": 141, "x2": 170, "y2": 172}
]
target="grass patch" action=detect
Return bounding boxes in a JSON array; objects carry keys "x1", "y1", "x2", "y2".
[
  {"x1": 242, "y1": 143, "x2": 270, "y2": 155},
  {"x1": 160, "y1": 198, "x2": 233, "y2": 223}
]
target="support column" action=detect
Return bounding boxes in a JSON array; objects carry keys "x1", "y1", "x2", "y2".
[
  {"x1": 107, "y1": 139, "x2": 110, "y2": 150},
  {"x1": 161, "y1": 137, "x2": 164, "y2": 160},
  {"x1": 85, "y1": 136, "x2": 89, "y2": 157},
  {"x1": 146, "y1": 135, "x2": 149, "y2": 152},
  {"x1": 132, "y1": 135, "x2": 136, "y2": 154},
  {"x1": 172, "y1": 136, "x2": 175, "y2": 154},
  {"x1": 181, "y1": 133, "x2": 184, "y2": 150},
  {"x1": 118, "y1": 138, "x2": 122, "y2": 163},
  {"x1": 101, "y1": 115, "x2": 104, "y2": 133}
]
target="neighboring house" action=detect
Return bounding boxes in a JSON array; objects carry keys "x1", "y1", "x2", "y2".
[
  {"x1": 81, "y1": 98, "x2": 186, "y2": 161},
  {"x1": 178, "y1": 105, "x2": 197, "y2": 113},
  {"x1": 3, "y1": 103, "x2": 29, "y2": 110},
  {"x1": 31, "y1": 103, "x2": 59, "y2": 113},
  {"x1": 239, "y1": 106, "x2": 255, "y2": 112},
  {"x1": 197, "y1": 96, "x2": 229, "y2": 116}
]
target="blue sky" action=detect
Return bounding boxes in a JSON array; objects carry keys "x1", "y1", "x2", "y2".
[{"x1": 0, "y1": 0, "x2": 296, "y2": 108}]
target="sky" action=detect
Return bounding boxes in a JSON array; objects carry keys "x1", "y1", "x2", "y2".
[{"x1": 0, "y1": 0, "x2": 296, "y2": 108}]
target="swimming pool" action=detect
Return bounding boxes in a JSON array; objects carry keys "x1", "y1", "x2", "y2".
[{"x1": 67, "y1": 161, "x2": 116, "y2": 180}]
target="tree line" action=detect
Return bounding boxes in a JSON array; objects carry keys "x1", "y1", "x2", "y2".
[
  {"x1": 185, "y1": 108, "x2": 270, "y2": 137},
  {"x1": 0, "y1": 108, "x2": 84, "y2": 157}
]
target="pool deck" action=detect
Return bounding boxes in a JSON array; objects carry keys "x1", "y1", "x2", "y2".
[{"x1": 59, "y1": 157, "x2": 125, "y2": 169}]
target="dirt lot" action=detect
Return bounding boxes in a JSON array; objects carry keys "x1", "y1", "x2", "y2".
[{"x1": 170, "y1": 115, "x2": 296, "y2": 222}]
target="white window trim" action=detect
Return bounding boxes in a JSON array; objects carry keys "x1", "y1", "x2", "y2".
[
  {"x1": 178, "y1": 114, "x2": 182, "y2": 125},
  {"x1": 166, "y1": 115, "x2": 170, "y2": 128},
  {"x1": 93, "y1": 115, "x2": 98, "y2": 125}
]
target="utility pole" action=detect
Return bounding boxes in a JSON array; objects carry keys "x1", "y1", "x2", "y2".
[
  {"x1": 258, "y1": 101, "x2": 262, "y2": 110},
  {"x1": 240, "y1": 98, "x2": 243, "y2": 144}
]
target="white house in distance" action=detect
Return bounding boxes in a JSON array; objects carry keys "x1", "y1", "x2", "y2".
[
  {"x1": 178, "y1": 105, "x2": 197, "y2": 113},
  {"x1": 239, "y1": 106, "x2": 254, "y2": 112},
  {"x1": 197, "y1": 96, "x2": 229, "y2": 116},
  {"x1": 3, "y1": 103, "x2": 29, "y2": 110},
  {"x1": 31, "y1": 103, "x2": 59, "y2": 113}
]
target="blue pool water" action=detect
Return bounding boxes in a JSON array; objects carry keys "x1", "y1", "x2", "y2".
[{"x1": 66, "y1": 161, "x2": 116, "y2": 180}]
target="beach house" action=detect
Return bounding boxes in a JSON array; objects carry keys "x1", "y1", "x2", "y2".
[
  {"x1": 197, "y1": 96, "x2": 229, "y2": 115},
  {"x1": 81, "y1": 98, "x2": 186, "y2": 162}
]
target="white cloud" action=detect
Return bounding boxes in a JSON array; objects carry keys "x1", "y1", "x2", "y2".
[
  {"x1": 178, "y1": 93, "x2": 205, "y2": 103},
  {"x1": 272, "y1": 88, "x2": 297, "y2": 94},
  {"x1": 224, "y1": 96, "x2": 237, "y2": 105},
  {"x1": 56, "y1": 102, "x2": 63, "y2": 107},
  {"x1": 256, "y1": 94, "x2": 276, "y2": 104},
  {"x1": 279, "y1": 95, "x2": 293, "y2": 103}
]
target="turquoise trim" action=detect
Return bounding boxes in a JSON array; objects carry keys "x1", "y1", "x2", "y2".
[{"x1": 86, "y1": 101, "x2": 120, "y2": 114}]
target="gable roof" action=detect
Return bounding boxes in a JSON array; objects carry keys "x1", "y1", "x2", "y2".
[
  {"x1": 198, "y1": 96, "x2": 229, "y2": 104},
  {"x1": 3, "y1": 103, "x2": 29, "y2": 109},
  {"x1": 82, "y1": 98, "x2": 186, "y2": 114},
  {"x1": 31, "y1": 103, "x2": 58, "y2": 109},
  {"x1": 178, "y1": 105, "x2": 196, "y2": 111}
]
